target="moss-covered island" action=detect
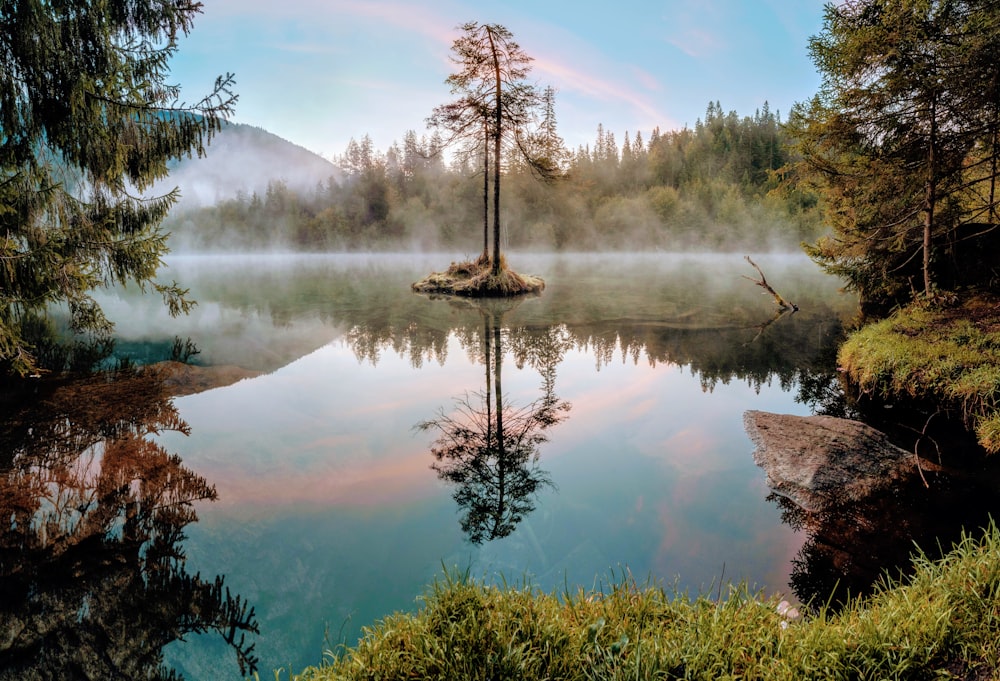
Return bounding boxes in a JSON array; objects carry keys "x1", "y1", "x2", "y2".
[{"x1": 411, "y1": 255, "x2": 545, "y2": 297}]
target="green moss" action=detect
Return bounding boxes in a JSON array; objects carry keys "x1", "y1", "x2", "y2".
[
  {"x1": 838, "y1": 295, "x2": 1000, "y2": 453},
  {"x1": 276, "y1": 523, "x2": 1000, "y2": 680}
]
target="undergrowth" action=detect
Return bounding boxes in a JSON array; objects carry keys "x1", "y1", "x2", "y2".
[
  {"x1": 281, "y1": 521, "x2": 1000, "y2": 680},
  {"x1": 838, "y1": 294, "x2": 1000, "y2": 453}
]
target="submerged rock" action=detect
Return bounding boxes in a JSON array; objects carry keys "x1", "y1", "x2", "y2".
[{"x1": 743, "y1": 410, "x2": 933, "y2": 513}]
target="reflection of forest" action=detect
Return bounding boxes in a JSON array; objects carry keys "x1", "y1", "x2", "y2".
[
  {"x1": 334, "y1": 259, "x2": 850, "y2": 397},
  {"x1": 0, "y1": 368, "x2": 258, "y2": 679},
  {"x1": 775, "y1": 465, "x2": 1000, "y2": 610},
  {"x1": 417, "y1": 300, "x2": 571, "y2": 543},
  {"x1": 137, "y1": 256, "x2": 853, "y2": 384}
]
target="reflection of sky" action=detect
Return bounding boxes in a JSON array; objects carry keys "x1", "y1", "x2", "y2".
[
  {"x1": 162, "y1": 331, "x2": 807, "y2": 597},
  {"x1": 157, "y1": 256, "x2": 828, "y2": 677},
  {"x1": 160, "y1": 336, "x2": 482, "y2": 509}
]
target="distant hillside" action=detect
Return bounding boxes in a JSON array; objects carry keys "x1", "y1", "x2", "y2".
[{"x1": 157, "y1": 122, "x2": 342, "y2": 207}]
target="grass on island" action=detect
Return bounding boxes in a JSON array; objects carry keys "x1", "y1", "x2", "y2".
[
  {"x1": 838, "y1": 292, "x2": 1000, "y2": 453},
  {"x1": 271, "y1": 522, "x2": 1000, "y2": 681},
  {"x1": 412, "y1": 254, "x2": 545, "y2": 297}
]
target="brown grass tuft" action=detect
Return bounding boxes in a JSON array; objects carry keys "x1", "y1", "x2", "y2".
[{"x1": 412, "y1": 256, "x2": 544, "y2": 298}]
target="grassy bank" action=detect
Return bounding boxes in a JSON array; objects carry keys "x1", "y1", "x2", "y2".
[
  {"x1": 838, "y1": 293, "x2": 1000, "y2": 453},
  {"x1": 275, "y1": 522, "x2": 1000, "y2": 681}
]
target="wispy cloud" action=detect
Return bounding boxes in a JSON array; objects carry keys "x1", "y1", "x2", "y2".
[
  {"x1": 666, "y1": 26, "x2": 724, "y2": 58},
  {"x1": 532, "y1": 53, "x2": 674, "y2": 132},
  {"x1": 657, "y1": 0, "x2": 728, "y2": 58},
  {"x1": 327, "y1": 0, "x2": 461, "y2": 45},
  {"x1": 203, "y1": 0, "x2": 461, "y2": 48},
  {"x1": 266, "y1": 41, "x2": 343, "y2": 56}
]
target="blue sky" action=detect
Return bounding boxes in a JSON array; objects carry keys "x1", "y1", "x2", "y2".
[{"x1": 169, "y1": 0, "x2": 829, "y2": 161}]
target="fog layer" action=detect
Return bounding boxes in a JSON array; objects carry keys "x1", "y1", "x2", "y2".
[{"x1": 162, "y1": 104, "x2": 825, "y2": 254}]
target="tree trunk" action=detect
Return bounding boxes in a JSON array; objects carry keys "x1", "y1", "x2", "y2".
[
  {"x1": 482, "y1": 119, "x2": 489, "y2": 261},
  {"x1": 483, "y1": 313, "x2": 492, "y2": 453},
  {"x1": 492, "y1": 315, "x2": 505, "y2": 528},
  {"x1": 923, "y1": 96, "x2": 938, "y2": 297},
  {"x1": 991, "y1": 120, "x2": 998, "y2": 223},
  {"x1": 488, "y1": 27, "x2": 503, "y2": 277}
]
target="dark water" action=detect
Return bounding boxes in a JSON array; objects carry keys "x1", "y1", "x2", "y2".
[{"x1": 7, "y1": 252, "x2": 992, "y2": 679}]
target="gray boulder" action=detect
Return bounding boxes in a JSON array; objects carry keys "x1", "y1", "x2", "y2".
[{"x1": 743, "y1": 410, "x2": 934, "y2": 513}]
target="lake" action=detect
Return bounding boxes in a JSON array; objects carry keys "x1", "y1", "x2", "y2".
[{"x1": 3, "y1": 252, "x2": 862, "y2": 678}]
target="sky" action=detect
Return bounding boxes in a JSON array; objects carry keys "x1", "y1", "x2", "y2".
[{"x1": 168, "y1": 0, "x2": 830, "y2": 162}]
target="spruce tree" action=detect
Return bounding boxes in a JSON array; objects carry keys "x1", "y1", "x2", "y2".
[
  {"x1": 790, "y1": 0, "x2": 1000, "y2": 308},
  {"x1": 0, "y1": 0, "x2": 236, "y2": 374},
  {"x1": 429, "y1": 22, "x2": 558, "y2": 274}
]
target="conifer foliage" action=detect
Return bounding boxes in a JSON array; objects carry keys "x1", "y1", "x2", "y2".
[
  {"x1": 789, "y1": 0, "x2": 1000, "y2": 309},
  {"x1": 0, "y1": 0, "x2": 236, "y2": 374},
  {"x1": 429, "y1": 22, "x2": 558, "y2": 276}
]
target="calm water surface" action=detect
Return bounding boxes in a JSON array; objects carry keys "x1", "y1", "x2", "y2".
[
  {"x1": 4, "y1": 253, "x2": 862, "y2": 678},
  {"x1": 148, "y1": 253, "x2": 856, "y2": 678}
]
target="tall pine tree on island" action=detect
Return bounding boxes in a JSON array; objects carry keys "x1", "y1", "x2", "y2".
[
  {"x1": 429, "y1": 22, "x2": 559, "y2": 279},
  {"x1": 0, "y1": 0, "x2": 236, "y2": 374}
]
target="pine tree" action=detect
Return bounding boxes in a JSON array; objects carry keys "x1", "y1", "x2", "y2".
[
  {"x1": 791, "y1": 0, "x2": 1000, "y2": 307},
  {"x1": 0, "y1": 0, "x2": 237, "y2": 374},
  {"x1": 428, "y1": 21, "x2": 554, "y2": 275}
]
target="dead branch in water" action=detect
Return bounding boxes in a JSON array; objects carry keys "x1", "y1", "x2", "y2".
[{"x1": 743, "y1": 256, "x2": 798, "y2": 311}]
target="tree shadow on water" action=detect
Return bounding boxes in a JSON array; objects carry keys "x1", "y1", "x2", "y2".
[
  {"x1": 0, "y1": 367, "x2": 258, "y2": 680},
  {"x1": 417, "y1": 299, "x2": 570, "y2": 544}
]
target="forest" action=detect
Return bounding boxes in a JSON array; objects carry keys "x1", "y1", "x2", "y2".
[{"x1": 164, "y1": 101, "x2": 823, "y2": 254}]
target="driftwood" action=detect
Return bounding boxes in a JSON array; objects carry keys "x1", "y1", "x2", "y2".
[
  {"x1": 743, "y1": 256, "x2": 798, "y2": 311},
  {"x1": 743, "y1": 410, "x2": 939, "y2": 513}
]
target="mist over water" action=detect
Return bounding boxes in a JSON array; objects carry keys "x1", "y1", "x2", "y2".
[
  {"x1": 158, "y1": 106, "x2": 824, "y2": 256},
  {"x1": 104, "y1": 252, "x2": 858, "y2": 679}
]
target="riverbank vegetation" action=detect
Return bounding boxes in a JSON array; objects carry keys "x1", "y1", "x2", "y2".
[
  {"x1": 789, "y1": 1, "x2": 1000, "y2": 313},
  {"x1": 839, "y1": 293, "x2": 1000, "y2": 454},
  {"x1": 279, "y1": 522, "x2": 1000, "y2": 681},
  {"x1": 0, "y1": 2, "x2": 236, "y2": 376}
]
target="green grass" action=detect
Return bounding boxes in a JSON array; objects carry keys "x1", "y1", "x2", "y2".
[
  {"x1": 277, "y1": 522, "x2": 1000, "y2": 681},
  {"x1": 838, "y1": 296, "x2": 1000, "y2": 453}
]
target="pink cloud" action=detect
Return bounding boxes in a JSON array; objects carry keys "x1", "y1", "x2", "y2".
[{"x1": 532, "y1": 53, "x2": 670, "y2": 127}]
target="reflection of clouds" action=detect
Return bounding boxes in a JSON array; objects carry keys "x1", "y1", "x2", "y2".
[
  {"x1": 654, "y1": 498, "x2": 682, "y2": 561},
  {"x1": 164, "y1": 339, "x2": 480, "y2": 509}
]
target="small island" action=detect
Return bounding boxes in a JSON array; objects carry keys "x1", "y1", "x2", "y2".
[
  {"x1": 412, "y1": 254, "x2": 544, "y2": 297},
  {"x1": 412, "y1": 22, "x2": 558, "y2": 299}
]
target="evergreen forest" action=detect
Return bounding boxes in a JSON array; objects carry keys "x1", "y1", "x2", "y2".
[{"x1": 165, "y1": 102, "x2": 823, "y2": 254}]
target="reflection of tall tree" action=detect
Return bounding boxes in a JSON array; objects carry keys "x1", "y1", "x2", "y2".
[
  {"x1": 418, "y1": 303, "x2": 570, "y2": 544},
  {"x1": 0, "y1": 367, "x2": 258, "y2": 679}
]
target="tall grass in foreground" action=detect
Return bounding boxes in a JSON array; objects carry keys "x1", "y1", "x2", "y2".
[{"x1": 280, "y1": 522, "x2": 1000, "y2": 680}]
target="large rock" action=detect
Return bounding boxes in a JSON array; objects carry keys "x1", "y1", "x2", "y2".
[{"x1": 743, "y1": 410, "x2": 931, "y2": 513}]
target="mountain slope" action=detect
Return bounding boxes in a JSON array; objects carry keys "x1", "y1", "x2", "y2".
[{"x1": 158, "y1": 122, "x2": 342, "y2": 207}]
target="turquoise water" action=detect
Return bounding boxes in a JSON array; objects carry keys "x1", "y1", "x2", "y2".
[
  {"x1": 141, "y1": 253, "x2": 855, "y2": 678},
  {"x1": 0, "y1": 252, "x2": 858, "y2": 679}
]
